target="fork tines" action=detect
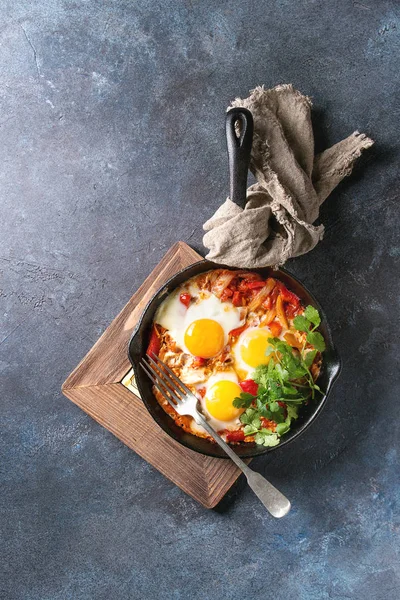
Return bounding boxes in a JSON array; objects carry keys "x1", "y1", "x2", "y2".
[{"x1": 140, "y1": 353, "x2": 193, "y2": 410}]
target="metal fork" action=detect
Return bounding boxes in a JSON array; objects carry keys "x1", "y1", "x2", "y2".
[{"x1": 140, "y1": 354, "x2": 291, "y2": 518}]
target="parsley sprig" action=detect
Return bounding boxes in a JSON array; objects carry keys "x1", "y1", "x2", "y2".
[
  {"x1": 293, "y1": 305, "x2": 325, "y2": 352},
  {"x1": 232, "y1": 305, "x2": 325, "y2": 447}
]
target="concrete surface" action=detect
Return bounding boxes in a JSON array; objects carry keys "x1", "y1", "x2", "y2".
[{"x1": 1, "y1": 1, "x2": 399, "y2": 599}]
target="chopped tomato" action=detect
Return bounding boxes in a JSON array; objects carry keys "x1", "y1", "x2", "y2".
[
  {"x1": 239, "y1": 379, "x2": 259, "y2": 396},
  {"x1": 277, "y1": 282, "x2": 300, "y2": 307},
  {"x1": 220, "y1": 287, "x2": 233, "y2": 302},
  {"x1": 179, "y1": 293, "x2": 191, "y2": 308},
  {"x1": 193, "y1": 356, "x2": 207, "y2": 367},
  {"x1": 246, "y1": 280, "x2": 266, "y2": 290},
  {"x1": 227, "y1": 276, "x2": 238, "y2": 289},
  {"x1": 269, "y1": 321, "x2": 282, "y2": 337},
  {"x1": 285, "y1": 303, "x2": 298, "y2": 318},
  {"x1": 226, "y1": 430, "x2": 245, "y2": 443},
  {"x1": 229, "y1": 324, "x2": 247, "y2": 338},
  {"x1": 261, "y1": 417, "x2": 276, "y2": 431},
  {"x1": 146, "y1": 325, "x2": 160, "y2": 356},
  {"x1": 238, "y1": 277, "x2": 259, "y2": 291},
  {"x1": 197, "y1": 387, "x2": 206, "y2": 398},
  {"x1": 232, "y1": 291, "x2": 242, "y2": 306}
]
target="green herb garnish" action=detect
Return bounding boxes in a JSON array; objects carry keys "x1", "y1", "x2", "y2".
[
  {"x1": 233, "y1": 305, "x2": 325, "y2": 447},
  {"x1": 293, "y1": 305, "x2": 325, "y2": 352}
]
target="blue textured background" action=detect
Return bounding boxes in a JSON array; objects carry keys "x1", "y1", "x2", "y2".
[{"x1": 1, "y1": 1, "x2": 399, "y2": 599}]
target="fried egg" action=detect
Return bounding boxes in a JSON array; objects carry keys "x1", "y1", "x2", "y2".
[
  {"x1": 154, "y1": 288, "x2": 242, "y2": 358},
  {"x1": 233, "y1": 326, "x2": 275, "y2": 380},
  {"x1": 191, "y1": 370, "x2": 244, "y2": 435}
]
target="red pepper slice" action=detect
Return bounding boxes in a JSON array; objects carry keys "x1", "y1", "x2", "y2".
[
  {"x1": 278, "y1": 282, "x2": 300, "y2": 307},
  {"x1": 246, "y1": 280, "x2": 266, "y2": 290},
  {"x1": 285, "y1": 303, "x2": 302, "y2": 318},
  {"x1": 146, "y1": 325, "x2": 161, "y2": 357},
  {"x1": 285, "y1": 304, "x2": 296, "y2": 318},
  {"x1": 226, "y1": 430, "x2": 245, "y2": 443},
  {"x1": 179, "y1": 293, "x2": 191, "y2": 308},
  {"x1": 269, "y1": 321, "x2": 282, "y2": 338},
  {"x1": 220, "y1": 287, "x2": 234, "y2": 302},
  {"x1": 239, "y1": 379, "x2": 259, "y2": 396},
  {"x1": 193, "y1": 356, "x2": 207, "y2": 367},
  {"x1": 232, "y1": 291, "x2": 242, "y2": 306},
  {"x1": 229, "y1": 324, "x2": 247, "y2": 338}
]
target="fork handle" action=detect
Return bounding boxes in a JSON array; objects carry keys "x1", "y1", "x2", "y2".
[{"x1": 196, "y1": 416, "x2": 291, "y2": 518}]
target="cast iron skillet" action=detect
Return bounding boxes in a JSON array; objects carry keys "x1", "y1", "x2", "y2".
[{"x1": 128, "y1": 108, "x2": 341, "y2": 459}]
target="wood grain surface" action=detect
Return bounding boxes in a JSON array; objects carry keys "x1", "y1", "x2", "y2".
[{"x1": 62, "y1": 241, "x2": 246, "y2": 508}]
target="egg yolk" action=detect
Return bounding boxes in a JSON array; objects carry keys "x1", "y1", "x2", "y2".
[
  {"x1": 240, "y1": 329, "x2": 273, "y2": 367},
  {"x1": 205, "y1": 381, "x2": 243, "y2": 421},
  {"x1": 184, "y1": 319, "x2": 225, "y2": 358}
]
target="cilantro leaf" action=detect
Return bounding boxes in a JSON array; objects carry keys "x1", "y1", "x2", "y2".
[
  {"x1": 275, "y1": 363, "x2": 289, "y2": 383},
  {"x1": 243, "y1": 424, "x2": 259, "y2": 436},
  {"x1": 284, "y1": 353, "x2": 307, "y2": 379},
  {"x1": 240, "y1": 408, "x2": 255, "y2": 425},
  {"x1": 257, "y1": 385, "x2": 269, "y2": 399},
  {"x1": 256, "y1": 397, "x2": 270, "y2": 418},
  {"x1": 239, "y1": 414, "x2": 249, "y2": 425},
  {"x1": 304, "y1": 305, "x2": 321, "y2": 327},
  {"x1": 306, "y1": 331, "x2": 326, "y2": 352},
  {"x1": 293, "y1": 315, "x2": 310, "y2": 332},
  {"x1": 255, "y1": 430, "x2": 280, "y2": 447},
  {"x1": 268, "y1": 356, "x2": 276, "y2": 374},
  {"x1": 282, "y1": 383, "x2": 300, "y2": 396},
  {"x1": 263, "y1": 435, "x2": 280, "y2": 447},
  {"x1": 304, "y1": 349, "x2": 317, "y2": 368},
  {"x1": 260, "y1": 427, "x2": 275, "y2": 435},
  {"x1": 273, "y1": 410, "x2": 285, "y2": 424},
  {"x1": 254, "y1": 432, "x2": 266, "y2": 445},
  {"x1": 252, "y1": 364, "x2": 270, "y2": 387},
  {"x1": 286, "y1": 404, "x2": 299, "y2": 420},
  {"x1": 276, "y1": 421, "x2": 290, "y2": 435},
  {"x1": 233, "y1": 392, "x2": 255, "y2": 409}
]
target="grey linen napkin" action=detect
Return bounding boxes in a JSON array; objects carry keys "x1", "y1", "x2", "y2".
[{"x1": 203, "y1": 85, "x2": 374, "y2": 268}]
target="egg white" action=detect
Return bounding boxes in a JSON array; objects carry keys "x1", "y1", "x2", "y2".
[{"x1": 154, "y1": 288, "x2": 242, "y2": 356}]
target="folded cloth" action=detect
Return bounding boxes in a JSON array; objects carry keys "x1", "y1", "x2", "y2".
[{"x1": 203, "y1": 84, "x2": 374, "y2": 268}]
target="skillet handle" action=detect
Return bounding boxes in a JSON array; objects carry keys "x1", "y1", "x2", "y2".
[{"x1": 226, "y1": 107, "x2": 254, "y2": 209}]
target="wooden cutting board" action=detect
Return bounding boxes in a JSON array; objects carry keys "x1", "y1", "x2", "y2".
[{"x1": 62, "y1": 241, "x2": 247, "y2": 508}]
